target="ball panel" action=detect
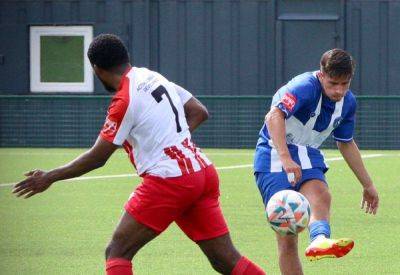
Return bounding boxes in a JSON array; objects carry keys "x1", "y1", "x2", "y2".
[{"x1": 266, "y1": 190, "x2": 310, "y2": 235}]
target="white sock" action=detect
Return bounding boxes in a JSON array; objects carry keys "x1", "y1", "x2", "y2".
[{"x1": 313, "y1": 234, "x2": 327, "y2": 242}]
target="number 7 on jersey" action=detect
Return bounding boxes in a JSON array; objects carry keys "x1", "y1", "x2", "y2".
[{"x1": 151, "y1": 85, "x2": 182, "y2": 133}]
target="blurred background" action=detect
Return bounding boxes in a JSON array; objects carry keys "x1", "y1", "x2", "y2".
[{"x1": 0, "y1": 0, "x2": 399, "y2": 149}]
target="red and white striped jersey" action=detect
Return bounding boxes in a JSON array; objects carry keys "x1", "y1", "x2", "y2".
[{"x1": 100, "y1": 66, "x2": 211, "y2": 178}]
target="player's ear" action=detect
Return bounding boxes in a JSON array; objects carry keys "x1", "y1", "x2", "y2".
[{"x1": 318, "y1": 68, "x2": 324, "y2": 79}]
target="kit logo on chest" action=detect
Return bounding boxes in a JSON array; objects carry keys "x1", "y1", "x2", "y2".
[{"x1": 333, "y1": 117, "x2": 343, "y2": 129}]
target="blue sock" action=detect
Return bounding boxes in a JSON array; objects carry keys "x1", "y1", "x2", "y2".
[{"x1": 309, "y1": 220, "x2": 331, "y2": 242}]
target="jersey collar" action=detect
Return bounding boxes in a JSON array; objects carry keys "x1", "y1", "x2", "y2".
[{"x1": 118, "y1": 65, "x2": 133, "y2": 90}]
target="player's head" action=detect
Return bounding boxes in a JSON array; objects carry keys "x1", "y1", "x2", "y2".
[
  {"x1": 318, "y1": 48, "x2": 355, "y2": 102},
  {"x1": 87, "y1": 34, "x2": 130, "y2": 92}
]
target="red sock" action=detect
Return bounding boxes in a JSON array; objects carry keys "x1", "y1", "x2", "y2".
[
  {"x1": 106, "y1": 258, "x2": 133, "y2": 275},
  {"x1": 231, "y1": 256, "x2": 265, "y2": 275}
]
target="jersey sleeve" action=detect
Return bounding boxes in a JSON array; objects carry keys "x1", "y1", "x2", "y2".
[
  {"x1": 332, "y1": 98, "x2": 356, "y2": 143},
  {"x1": 100, "y1": 94, "x2": 133, "y2": 146},
  {"x1": 271, "y1": 81, "x2": 314, "y2": 119},
  {"x1": 172, "y1": 82, "x2": 193, "y2": 105}
]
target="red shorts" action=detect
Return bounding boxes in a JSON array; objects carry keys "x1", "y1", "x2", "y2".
[{"x1": 124, "y1": 165, "x2": 229, "y2": 241}]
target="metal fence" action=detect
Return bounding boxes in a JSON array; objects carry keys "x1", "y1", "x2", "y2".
[{"x1": 0, "y1": 95, "x2": 399, "y2": 149}]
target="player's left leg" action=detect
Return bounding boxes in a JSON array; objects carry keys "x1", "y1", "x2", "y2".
[
  {"x1": 299, "y1": 179, "x2": 354, "y2": 261},
  {"x1": 254, "y1": 171, "x2": 301, "y2": 274},
  {"x1": 105, "y1": 211, "x2": 158, "y2": 275},
  {"x1": 275, "y1": 233, "x2": 303, "y2": 275},
  {"x1": 105, "y1": 171, "x2": 205, "y2": 274},
  {"x1": 197, "y1": 233, "x2": 265, "y2": 275}
]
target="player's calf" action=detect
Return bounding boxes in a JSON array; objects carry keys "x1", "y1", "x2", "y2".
[
  {"x1": 105, "y1": 212, "x2": 158, "y2": 275},
  {"x1": 197, "y1": 233, "x2": 265, "y2": 275}
]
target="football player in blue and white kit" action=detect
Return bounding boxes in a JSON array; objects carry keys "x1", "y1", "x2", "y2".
[{"x1": 254, "y1": 49, "x2": 379, "y2": 275}]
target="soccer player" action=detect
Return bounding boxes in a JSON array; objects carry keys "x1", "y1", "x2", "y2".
[
  {"x1": 253, "y1": 49, "x2": 379, "y2": 275},
  {"x1": 13, "y1": 34, "x2": 265, "y2": 275}
]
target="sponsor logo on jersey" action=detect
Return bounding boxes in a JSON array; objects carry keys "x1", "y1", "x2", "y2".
[
  {"x1": 281, "y1": 93, "x2": 297, "y2": 112},
  {"x1": 333, "y1": 117, "x2": 343, "y2": 128},
  {"x1": 138, "y1": 76, "x2": 159, "y2": 93},
  {"x1": 102, "y1": 117, "x2": 118, "y2": 135}
]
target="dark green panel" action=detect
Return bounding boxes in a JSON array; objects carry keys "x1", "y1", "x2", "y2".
[{"x1": 0, "y1": 96, "x2": 399, "y2": 149}]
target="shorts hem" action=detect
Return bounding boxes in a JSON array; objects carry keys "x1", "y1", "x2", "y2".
[
  {"x1": 124, "y1": 204, "x2": 163, "y2": 235},
  {"x1": 193, "y1": 228, "x2": 230, "y2": 242}
]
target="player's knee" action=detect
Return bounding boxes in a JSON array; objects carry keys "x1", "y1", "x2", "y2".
[
  {"x1": 315, "y1": 188, "x2": 331, "y2": 208},
  {"x1": 323, "y1": 189, "x2": 332, "y2": 203}
]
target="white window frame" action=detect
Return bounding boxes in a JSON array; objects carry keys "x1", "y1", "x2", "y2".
[{"x1": 30, "y1": 26, "x2": 94, "y2": 93}]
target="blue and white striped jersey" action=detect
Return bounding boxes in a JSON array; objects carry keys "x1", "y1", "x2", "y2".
[{"x1": 254, "y1": 71, "x2": 357, "y2": 173}]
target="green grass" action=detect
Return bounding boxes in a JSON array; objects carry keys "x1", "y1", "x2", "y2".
[{"x1": 0, "y1": 148, "x2": 399, "y2": 274}]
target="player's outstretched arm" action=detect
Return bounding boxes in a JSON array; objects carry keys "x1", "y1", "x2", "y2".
[
  {"x1": 183, "y1": 97, "x2": 209, "y2": 133},
  {"x1": 337, "y1": 140, "x2": 379, "y2": 214},
  {"x1": 266, "y1": 107, "x2": 301, "y2": 185},
  {"x1": 13, "y1": 136, "x2": 118, "y2": 198}
]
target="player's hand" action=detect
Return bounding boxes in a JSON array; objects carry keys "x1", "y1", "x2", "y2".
[
  {"x1": 12, "y1": 170, "x2": 53, "y2": 199},
  {"x1": 361, "y1": 184, "x2": 379, "y2": 215},
  {"x1": 281, "y1": 157, "x2": 302, "y2": 186}
]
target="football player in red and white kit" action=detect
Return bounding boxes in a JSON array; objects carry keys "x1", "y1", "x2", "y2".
[{"x1": 13, "y1": 34, "x2": 265, "y2": 275}]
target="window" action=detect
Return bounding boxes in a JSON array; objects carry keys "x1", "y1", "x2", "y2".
[{"x1": 30, "y1": 26, "x2": 93, "y2": 93}]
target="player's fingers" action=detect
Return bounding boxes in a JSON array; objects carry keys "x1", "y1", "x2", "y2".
[
  {"x1": 16, "y1": 187, "x2": 33, "y2": 198},
  {"x1": 24, "y1": 191, "x2": 37, "y2": 199},
  {"x1": 13, "y1": 179, "x2": 35, "y2": 193},
  {"x1": 361, "y1": 198, "x2": 365, "y2": 209},
  {"x1": 365, "y1": 201, "x2": 371, "y2": 213},
  {"x1": 295, "y1": 169, "x2": 302, "y2": 183},
  {"x1": 13, "y1": 183, "x2": 30, "y2": 194},
  {"x1": 369, "y1": 203, "x2": 374, "y2": 214},
  {"x1": 13, "y1": 178, "x2": 31, "y2": 189},
  {"x1": 372, "y1": 199, "x2": 379, "y2": 215},
  {"x1": 290, "y1": 167, "x2": 301, "y2": 184},
  {"x1": 370, "y1": 199, "x2": 377, "y2": 214}
]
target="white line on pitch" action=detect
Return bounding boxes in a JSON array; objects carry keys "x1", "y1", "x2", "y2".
[{"x1": 0, "y1": 153, "x2": 387, "y2": 188}]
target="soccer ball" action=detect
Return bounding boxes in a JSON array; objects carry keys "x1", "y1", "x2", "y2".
[{"x1": 266, "y1": 190, "x2": 311, "y2": 235}]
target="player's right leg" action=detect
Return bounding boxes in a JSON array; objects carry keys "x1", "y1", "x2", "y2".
[{"x1": 300, "y1": 179, "x2": 354, "y2": 261}]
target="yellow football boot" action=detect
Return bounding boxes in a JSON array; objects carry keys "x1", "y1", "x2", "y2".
[{"x1": 305, "y1": 236, "x2": 354, "y2": 261}]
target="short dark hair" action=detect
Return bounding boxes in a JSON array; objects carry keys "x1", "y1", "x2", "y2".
[
  {"x1": 320, "y1": 48, "x2": 355, "y2": 78},
  {"x1": 87, "y1": 34, "x2": 129, "y2": 70}
]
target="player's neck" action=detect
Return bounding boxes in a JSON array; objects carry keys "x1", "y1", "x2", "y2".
[{"x1": 111, "y1": 64, "x2": 132, "y2": 91}]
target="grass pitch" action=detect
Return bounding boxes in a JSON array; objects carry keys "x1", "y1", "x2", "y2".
[{"x1": 0, "y1": 148, "x2": 399, "y2": 274}]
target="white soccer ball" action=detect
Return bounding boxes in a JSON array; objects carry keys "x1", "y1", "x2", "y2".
[{"x1": 266, "y1": 190, "x2": 311, "y2": 235}]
